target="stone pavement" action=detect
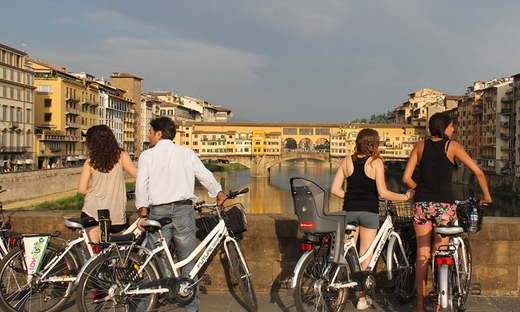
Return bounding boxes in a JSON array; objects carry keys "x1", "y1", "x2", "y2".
[{"x1": 60, "y1": 291, "x2": 520, "y2": 311}]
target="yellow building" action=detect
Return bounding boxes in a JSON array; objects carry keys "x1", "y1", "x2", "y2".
[{"x1": 29, "y1": 59, "x2": 99, "y2": 169}]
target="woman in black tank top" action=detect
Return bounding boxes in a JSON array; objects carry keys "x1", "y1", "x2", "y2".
[
  {"x1": 331, "y1": 128, "x2": 415, "y2": 310},
  {"x1": 402, "y1": 113, "x2": 492, "y2": 312}
]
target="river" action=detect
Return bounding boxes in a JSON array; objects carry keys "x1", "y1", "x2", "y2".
[{"x1": 192, "y1": 159, "x2": 519, "y2": 217}]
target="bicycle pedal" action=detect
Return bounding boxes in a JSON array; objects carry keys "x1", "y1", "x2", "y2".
[
  {"x1": 199, "y1": 285, "x2": 207, "y2": 294},
  {"x1": 427, "y1": 291, "x2": 438, "y2": 303},
  {"x1": 470, "y1": 282, "x2": 482, "y2": 295},
  {"x1": 202, "y1": 274, "x2": 212, "y2": 285},
  {"x1": 330, "y1": 281, "x2": 357, "y2": 289}
]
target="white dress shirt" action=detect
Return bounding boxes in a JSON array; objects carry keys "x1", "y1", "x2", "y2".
[{"x1": 135, "y1": 139, "x2": 223, "y2": 209}]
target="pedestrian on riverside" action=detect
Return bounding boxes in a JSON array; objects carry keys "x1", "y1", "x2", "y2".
[
  {"x1": 331, "y1": 128, "x2": 415, "y2": 310},
  {"x1": 135, "y1": 117, "x2": 226, "y2": 312},
  {"x1": 78, "y1": 125, "x2": 137, "y2": 243},
  {"x1": 402, "y1": 112, "x2": 492, "y2": 312}
]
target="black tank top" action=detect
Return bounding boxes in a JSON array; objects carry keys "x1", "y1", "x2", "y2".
[
  {"x1": 342, "y1": 156, "x2": 379, "y2": 214},
  {"x1": 415, "y1": 139, "x2": 455, "y2": 203}
]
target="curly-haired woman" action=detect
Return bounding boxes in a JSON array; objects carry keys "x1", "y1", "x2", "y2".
[
  {"x1": 331, "y1": 128, "x2": 414, "y2": 310},
  {"x1": 78, "y1": 125, "x2": 137, "y2": 243}
]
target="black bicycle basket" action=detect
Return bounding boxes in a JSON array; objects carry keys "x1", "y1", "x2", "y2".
[
  {"x1": 195, "y1": 203, "x2": 248, "y2": 238},
  {"x1": 457, "y1": 203, "x2": 484, "y2": 233},
  {"x1": 379, "y1": 200, "x2": 414, "y2": 228}
]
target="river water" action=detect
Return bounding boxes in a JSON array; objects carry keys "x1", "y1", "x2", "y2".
[{"x1": 193, "y1": 159, "x2": 519, "y2": 217}]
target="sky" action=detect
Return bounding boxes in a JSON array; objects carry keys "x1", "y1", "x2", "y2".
[{"x1": 2, "y1": 1, "x2": 520, "y2": 123}]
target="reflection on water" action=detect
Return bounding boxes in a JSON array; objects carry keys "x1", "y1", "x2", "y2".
[{"x1": 192, "y1": 159, "x2": 518, "y2": 217}]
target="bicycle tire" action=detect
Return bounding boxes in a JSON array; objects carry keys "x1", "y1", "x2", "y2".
[
  {"x1": 438, "y1": 264, "x2": 454, "y2": 311},
  {"x1": 226, "y1": 240, "x2": 258, "y2": 312},
  {"x1": 456, "y1": 236, "x2": 471, "y2": 309},
  {"x1": 293, "y1": 248, "x2": 348, "y2": 312},
  {"x1": 0, "y1": 243, "x2": 77, "y2": 312},
  {"x1": 389, "y1": 235, "x2": 417, "y2": 303},
  {"x1": 76, "y1": 250, "x2": 158, "y2": 312}
]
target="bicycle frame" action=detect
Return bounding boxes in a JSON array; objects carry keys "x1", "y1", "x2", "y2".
[
  {"x1": 290, "y1": 211, "x2": 411, "y2": 290},
  {"x1": 77, "y1": 208, "x2": 247, "y2": 297},
  {"x1": 432, "y1": 232, "x2": 468, "y2": 309}
]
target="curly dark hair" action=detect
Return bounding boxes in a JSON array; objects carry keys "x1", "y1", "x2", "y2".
[
  {"x1": 429, "y1": 112, "x2": 452, "y2": 139},
  {"x1": 353, "y1": 128, "x2": 381, "y2": 163},
  {"x1": 86, "y1": 125, "x2": 122, "y2": 173}
]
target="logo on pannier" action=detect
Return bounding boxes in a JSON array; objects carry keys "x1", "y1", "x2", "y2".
[
  {"x1": 301, "y1": 206, "x2": 307, "y2": 213},
  {"x1": 300, "y1": 222, "x2": 314, "y2": 229}
]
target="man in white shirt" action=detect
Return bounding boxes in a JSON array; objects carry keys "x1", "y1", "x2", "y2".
[{"x1": 136, "y1": 117, "x2": 226, "y2": 312}]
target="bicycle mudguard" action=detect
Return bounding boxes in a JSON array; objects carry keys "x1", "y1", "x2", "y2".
[{"x1": 289, "y1": 250, "x2": 313, "y2": 290}]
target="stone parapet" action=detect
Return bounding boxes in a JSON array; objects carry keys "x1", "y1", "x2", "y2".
[{"x1": 3, "y1": 211, "x2": 518, "y2": 296}]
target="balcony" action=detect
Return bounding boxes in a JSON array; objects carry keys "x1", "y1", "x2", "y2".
[
  {"x1": 0, "y1": 146, "x2": 27, "y2": 153},
  {"x1": 37, "y1": 133, "x2": 80, "y2": 142},
  {"x1": 501, "y1": 95, "x2": 514, "y2": 103},
  {"x1": 501, "y1": 108, "x2": 512, "y2": 114},
  {"x1": 65, "y1": 108, "x2": 81, "y2": 115},
  {"x1": 500, "y1": 146, "x2": 511, "y2": 152},
  {"x1": 500, "y1": 121, "x2": 510, "y2": 127},
  {"x1": 500, "y1": 133, "x2": 512, "y2": 140},
  {"x1": 65, "y1": 122, "x2": 80, "y2": 129},
  {"x1": 66, "y1": 96, "x2": 80, "y2": 102}
]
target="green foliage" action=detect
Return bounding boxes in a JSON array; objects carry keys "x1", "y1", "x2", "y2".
[
  {"x1": 33, "y1": 182, "x2": 136, "y2": 210},
  {"x1": 351, "y1": 112, "x2": 391, "y2": 124},
  {"x1": 34, "y1": 193, "x2": 84, "y2": 211}
]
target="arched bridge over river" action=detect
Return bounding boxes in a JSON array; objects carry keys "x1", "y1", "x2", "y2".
[{"x1": 200, "y1": 152, "x2": 408, "y2": 177}]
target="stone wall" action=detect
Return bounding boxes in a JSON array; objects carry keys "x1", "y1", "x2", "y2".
[
  {"x1": 0, "y1": 168, "x2": 82, "y2": 203},
  {"x1": 3, "y1": 211, "x2": 519, "y2": 296}
]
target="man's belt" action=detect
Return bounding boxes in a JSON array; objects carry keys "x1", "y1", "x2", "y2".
[{"x1": 151, "y1": 200, "x2": 193, "y2": 207}]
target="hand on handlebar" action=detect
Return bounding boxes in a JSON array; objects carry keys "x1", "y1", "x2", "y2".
[
  {"x1": 479, "y1": 198, "x2": 492, "y2": 206},
  {"x1": 216, "y1": 191, "x2": 227, "y2": 207}
]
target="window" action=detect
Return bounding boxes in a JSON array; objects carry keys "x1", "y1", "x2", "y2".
[
  {"x1": 26, "y1": 109, "x2": 31, "y2": 123},
  {"x1": 37, "y1": 85, "x2": 52, "y2": 93},
  {"x1": 44, "y1": 113, "x2": 52, "y2": 122},
  {"x1": 44, "y1": 99, "x2": 51, "y2": 107}
]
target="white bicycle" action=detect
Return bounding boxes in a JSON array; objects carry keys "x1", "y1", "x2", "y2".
[
  {"x1": 289, "y1": 177, "x2": 416, "y2": 312},
  {"x1": 74, "y1": 188, "x2": 258, "y2": 312},
  {"x1": 0, "y1": 211, "x2": 144, "y2": 312}
]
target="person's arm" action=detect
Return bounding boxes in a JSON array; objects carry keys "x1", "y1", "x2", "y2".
[
  {"x1": 135, "y1": 154, "x2": 150, "y2": 211},
  {"x1": 373, "y1": 158, "x2": 414, "y2": 201},
  {"x1": 451, "y1": 141, "x2": 492, "y2": 203},
  {"x1": 78, "y1": 159, "x2": 92, "y2": 195},
  {"x1": 402, "y1": 141, "x2": 421, "y2": 190},
  {"x1": 120, "y1": 151, "x2": 137, "y2": 178},
  {"x1": 331, "y1": 158, "x2": 347, "y2": 198},
  {"x1": 191, "y1": 151, "x2": 223, "y2": 198}
]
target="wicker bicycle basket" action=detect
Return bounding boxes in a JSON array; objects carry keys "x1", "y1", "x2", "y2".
[
  {"x1": 195, "y1": 203, "x2": 248, "y2": 238},
  {"x1": 379, "y1": 200, "x2": 414, "y2": 227}
]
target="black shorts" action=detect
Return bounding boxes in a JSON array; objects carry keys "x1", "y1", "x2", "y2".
[{"x1": 80, "y1": 212, "x2": 129, "y2": 233}]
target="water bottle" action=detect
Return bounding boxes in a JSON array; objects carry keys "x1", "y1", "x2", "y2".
[
  {"x1": 469, "y1": 208, "x2": 479, "y2": 233},
  {"x1": 346, "y1": 248, "x2": 361, "y2": 272}
]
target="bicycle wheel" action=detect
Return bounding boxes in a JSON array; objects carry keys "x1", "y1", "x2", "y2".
[
  {"x1": 226, "y1": 240, "x2": 258, "y2": 312},
  {"x1": 76, "y1": 250, "x2": 158, "y2": 312},
  {"x1": 0, "y1": 243, "x2": 77, "y2": 312},
  {"x1": 455, "y1": 236, "x2": 471, "y2": 309},
  {"x1": 293, "y1": 248, "x2": 348, "y2": 312},
  {"x1": 389, "y1": 236, "x2": 416, "y2": 303},
  {"x1": 438, "y1": 264, "x2": 454, "y2": 312}
]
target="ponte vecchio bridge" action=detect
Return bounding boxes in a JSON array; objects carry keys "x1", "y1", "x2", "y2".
[{"x1": 173, "y1": 121, "x2": 424, "y2": 177}]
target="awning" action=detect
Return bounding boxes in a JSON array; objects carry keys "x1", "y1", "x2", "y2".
[
  {"x1": 78, "y1": 155, "x2": 87, "y2": 160},
  {"x1": 25, "y1": 159, "x2": 34, "y2": 164},
  {"x1": 65, "y1": 156, "x2": 80, "y2": 162}
]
